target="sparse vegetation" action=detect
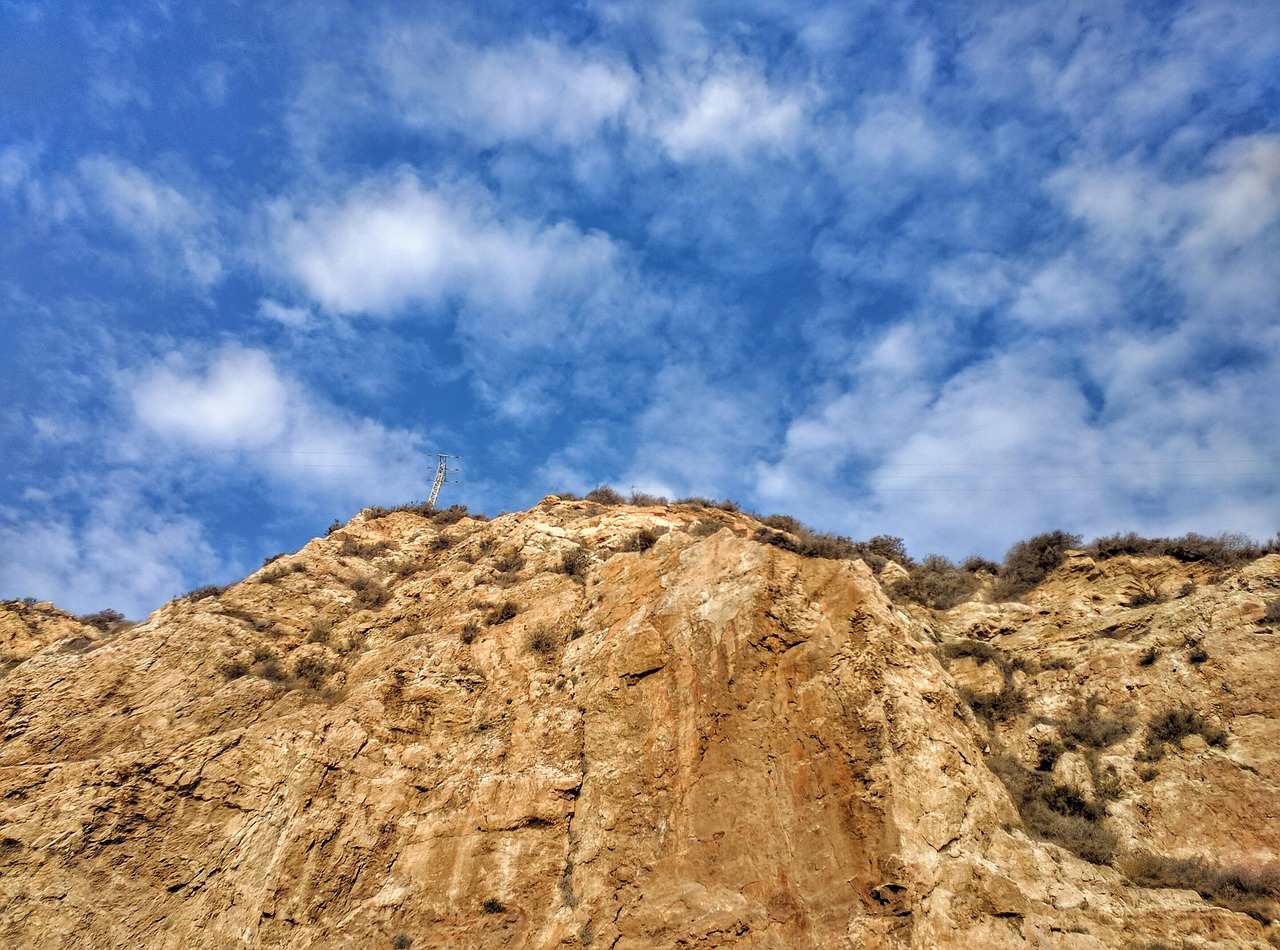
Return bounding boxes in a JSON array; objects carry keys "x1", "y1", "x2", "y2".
[
  {"x1": 460, "y1": 622, "x2": 479, "y2": 645},
  {"x1": 182, "y1": 585, "x2": 225, "y2": 602},
  {"x1": 76, "y1": 609, "x2": 125, "y2": 632},
  {"x1": 623, "y1": 527, "x2": 660, "y2": 553},
  {"x1": 493, "y1": 552, "x2": 524, "y2": 574},
  {"x1": 482, "y1": 899, "x2": 506, "y2": 914},
  {"x1": 560, "y1": 547, "x2": 591, "y2": 578},
  {"x1": 629, "y1": 491, "x2": 667, "y2": 506},
  {"x1": 528, "y1": 627, "x2": 558, "y2": 654},
  {"x1": 585, "y1": 485, "x2": 625, "y2": 505},
  {"x1": 487, "y1": 600, "x2": 518, "y2": 625},
  {"x1": 393, "y1": 935, "x2": 413, "y2": 949},
  {"x1": 350, "y1": 576, "x2": 389, "y2": 609},
  {"x1": 1139, "y1": 646, "x2": 1160, "y2": 666},
  {"x1": 689, "y1": 518, "x2": 724, "y2": 537},
  {"x1": 1120, "y1": 852, "x2": 1280, "y2": 922},
  {"x1": 1138, "y1": 706, "x2": 1228, "y2": 761},
  {"x1": 893, "y1": 554, "x2": 981, "y2": 609},
  {"x1": 307, "y1": 617, "x2": 332, "y2": 644},
  {"x1": 293, "y1": 654, "x2": 330, "y2": 689},
  {"x1": 1262, "y1": 596, "x2": 1280, "y2": 625},
  {"x1": 339, "y1": 537, "x2": 391, "y2": 559},
  {"x1": 987, "y1": 755, "x2": 1117, "y2": 865},
  {"x1": 994, "y1": 530, "x2": 1081, "y2": 600},
  {"x1": 1087, "y1": 531, "x2": 1277, "y2": 567}
]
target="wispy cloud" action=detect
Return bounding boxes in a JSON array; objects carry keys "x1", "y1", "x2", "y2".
[
  {"x1": 269, "y1": 171, "x2": 618, "y2": 318},
  {"x1": 77, "y1": 155, "x2": 223, "y2": 288}
]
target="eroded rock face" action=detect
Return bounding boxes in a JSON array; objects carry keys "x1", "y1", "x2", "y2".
[{"x1": 0, "y1": 500, "x2": 1276, "y2": 948}]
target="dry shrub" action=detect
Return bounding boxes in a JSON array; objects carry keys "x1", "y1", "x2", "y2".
[
  {"x1": 1088, "y1": 531, "x2": 1275, "y2": 567},
  {"x1": 307, "y1": 617, "x2": 332, "y2": 644},
  {"x1": 293, "y1": 654, "x2": 330, "y2": 689},
  {"x1": 628, "y1": 491, "x2": 668, "y2": 506},
  {"x1": 987, "y1": 755, "x2": 1117, "y2": 865},
  {"x1": 585, "y1": 485, "x2": 624, "y2": 505},
  {"x1": 350, "y1": 576, "x2": 388, "y2": 609},
  {"x1": 487, "y1": 600, "x2": 518, "y2": 625},
  {"x1": 493, "y1": 552, "x2": 525, "y2": 574},
  {"x1": 528, "y1": 627, "x2": 558, "y2": 655},
  {"x1": 994, "y1": 531, "x2": 1081, "y2": 600},
  {"x1": 1121, "y1": 852, "x2": 1280, "y2": 921},
  {"x1": 1139, "y1": 706, "x2": 1228, "y2": 760},
  {"x1": 623, "y1": 528, "x2": 660, "y2": 553},
  {"x1": 459, "y1": 622, "x2": 479, "y2": 645},
  {"x1": 182, "y1": 585, "x2": 225, "y2": 602},
  {"x1": 689, "y1": 519, "x2": 724, "y2": 537},
  {"x1": 560, "y1": 547, "x2": 591, "y2": 578},
  {"x1": 77, "y1": 609, "x2": 125, "y2": 632},
  {"x1": 896, "y1": 555, "x2": 981, "y2": 609}
]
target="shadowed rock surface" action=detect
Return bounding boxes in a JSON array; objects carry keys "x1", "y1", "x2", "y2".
[{"x1": 1, "y1": 498, "x2": 1277, "y2": 948}]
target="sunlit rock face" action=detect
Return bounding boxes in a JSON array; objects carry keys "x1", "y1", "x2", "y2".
[{"x1": 1, "y1": 499, "x2": 1276, "y2": 948}]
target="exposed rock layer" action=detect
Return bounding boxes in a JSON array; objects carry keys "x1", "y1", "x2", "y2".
[{"x1": 0, "y1": 499, "x2": 1277, "y2": 948}]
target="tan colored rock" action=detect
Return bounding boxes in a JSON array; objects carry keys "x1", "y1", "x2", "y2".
[{"x1": 0, "y1": 503, "x2": 1276, "y2": 948}]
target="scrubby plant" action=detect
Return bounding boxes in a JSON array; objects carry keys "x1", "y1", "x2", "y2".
[
  {"x1": 1120, "y1": 852, "x2": 1280, "y2": 922},
  {"x1": 1262, "y1": 596, "x2": 1280, "y2": 625},
  {"x1": 959, "y1": 681, "x2": 1028, "y2": 725},
  {"x1": 1057, "y1": 695, "x2": 1134, "y2": 750},
  {"x1": 293, "y1": 654, "x2": 330, "y2": 689},
  {"x1": 429, "y1": 534, "x2": 452, "y2": 551},
  {"x1": 459, "y1": 622, "x2": 479, "y2": 645},
  {"x1": 623, "y1": 528, "x2": 660, "y2": 552},
  {"x1": 307, "y1": 617, "x2": 332, "y2": 644},
  {"x1": 994, "y1": 530, "x2": 1082, "y2": 600},
  {"x1": 1139, "y1": 706, "x2": 1228, "y2": 760},
  {"x1": 895, "y1": 554, "x2": 981, "y2": 609},
  {"x1": 487, "y1": 600, "x2": 518, "y2": 625},
  {"x1": 560, "y1": 547, "x2": 591, "y2": 578},
  {"x1": 393, "y1": 935, "x2": 413, "y2": 949},
  {"x1": 350, "y1": 576, "x2": 388, "y2": 609},
  {"x1": 1087, "y1": 531, "x2": 1276, "y2": 567},
  {"x1": 987, "y1": 755, "x2": 1117, "y2": 865},
  {"x1": 528, "y1": 627, "x2": 558, "y2": 654},
  {"x1": 1139, "y1": 646, "x2": 1160, "y2": 666},
  {"x1": 689, "y1": 519, "x2": 723, "y2": 537},
  {"x1": 482, "y1": 899, "x2": 506, "y2": 914},
  {"x1": 628, "y1": 491, "x2": 667, "y2": 506},
  {"x1": 585, "y1": 485, "x2": 625, "y2": 505},
  {"x1": 493, "y1": 552, "x2": 524, "y2": 574},
  {"x1": 182, "y1": 585, "x2": 225, "y2": 602},
  {"x1": 77, "y1": 609, "x2": 125, "y2": 632},
  {"x1": 961, "y1": 555, "x2": 1001, "y2": 574}
]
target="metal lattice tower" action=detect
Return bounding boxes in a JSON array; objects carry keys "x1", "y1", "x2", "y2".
[{"x1": 427, "y1": 454, "x2": 453, "y2": 506}]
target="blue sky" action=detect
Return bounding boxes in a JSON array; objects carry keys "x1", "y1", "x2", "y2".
[{"x1": 2, "y1": 0, "x2": 1278, "y2": 617}]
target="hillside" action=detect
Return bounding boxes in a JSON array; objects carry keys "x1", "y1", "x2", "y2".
[{"x1": 1, "y1": 497, "x2": 1277, "y2": 948}]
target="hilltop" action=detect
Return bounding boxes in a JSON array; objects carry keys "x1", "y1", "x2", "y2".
[{"x1": 1, "y1": 496, "x2": 1278, "y2": 948}]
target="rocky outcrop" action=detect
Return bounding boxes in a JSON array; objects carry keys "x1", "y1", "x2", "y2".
[{"x1": 0, "y1": 499, "x2": 1276, "y2": 948}]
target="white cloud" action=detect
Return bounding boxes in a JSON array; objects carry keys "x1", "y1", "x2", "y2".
[
  {"x1": 133, "y1": 347, "x2": 289, "y2": 449},
  {"x1": 646, "y1": 67, "x2": 808, "y2": 163},
  {"x1": 270, "y1": 171, "x2": 618, "y2": 318},
  {"x1": 379, "y1": 30, "x2": 636, "y2": 147},
  {"x1": 129, "y1": 344, "x2": 427, "y2": 498},
  {"x1": 1008, "y1": 255, "x2": 1120, "y2": 329},
  {"x1": 77, "y1": 155, "x2": 223, "y2": 287},
  {"x1": 0, "y1": 495, "x2": 222, "y2": 619},
  {"x1": 1050, "y1": 134, "x2": 1280, "y2": 329},
  {"x1": 257, "y1": 299, "x2": 312, "y2": 328}
]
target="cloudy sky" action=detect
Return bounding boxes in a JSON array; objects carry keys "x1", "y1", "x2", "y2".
[{"x1": 2, "y1": 0, "x2": 1278, "y2": 617}]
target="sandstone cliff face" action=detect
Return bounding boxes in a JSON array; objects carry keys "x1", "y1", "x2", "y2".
[{"x1": 0, "y1": 499, "x2": 1276, "y2": 948}]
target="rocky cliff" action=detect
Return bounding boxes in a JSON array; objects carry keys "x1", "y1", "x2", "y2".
[{"x1": 1, "y1": 498, "x2": 1277, "y2": 948}]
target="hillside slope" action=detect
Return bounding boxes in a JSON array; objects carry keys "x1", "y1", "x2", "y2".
[{"x1": 0, "y1": 498, "x2": 1276, "y2": 948}]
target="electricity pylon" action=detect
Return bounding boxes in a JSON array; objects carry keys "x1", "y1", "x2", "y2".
[{"x1": 427, "y1": 454, "x2": 457, "y2": 506}]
